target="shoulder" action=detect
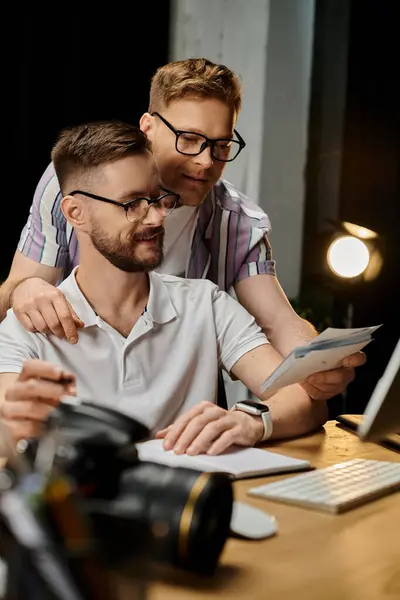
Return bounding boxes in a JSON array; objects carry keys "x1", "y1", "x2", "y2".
[
  {"x1": 0, "y1": 309, "x2": 35, "y2": 342},
  {"x1": 0, "y1": 310, "x2": 40, "y2": 367},
  {"x1": 212, "y1": 179, "x2": 272, "y2": 233},
  {"x1": 33, "y1": 162, "x2": 61, "y2": 208}
]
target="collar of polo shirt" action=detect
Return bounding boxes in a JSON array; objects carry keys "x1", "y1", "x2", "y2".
[{"x1": 61, "y1": 267, "x2": 178, "y2": 328}]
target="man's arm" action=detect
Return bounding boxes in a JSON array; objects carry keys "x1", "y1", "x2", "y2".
[
  {"x1": 1, "y1": 161, "x2": 63, "y2": 318},
  {"x1": 231, "y1": 343, "x2": 328, "y2": 439},
  {"x1": 235, "y1": 273, "x2": 317, "y2": 355},
  {"x1": 234, "y1": 273, "x2": 366, "y2": 400},
  {"x1": 0, "y1": 251, "x2": 61, "y2": 321},
  {"x1": 156, "y1": 284, "x2": 327, "y2": 455},
  {"x1": 0, "y1": 162, "x2": 83, "y2": 341},
  {"x1": 157, "y1": 340, "x2": 328, "y2": 456}
]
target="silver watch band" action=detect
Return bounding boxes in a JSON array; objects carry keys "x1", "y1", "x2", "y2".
[
  {"x1": 232, "y1": 402, "x2": 273, "y2": 442},
  {"x1": 259, "y1": 410, "x2": 273, "y2": 442}
]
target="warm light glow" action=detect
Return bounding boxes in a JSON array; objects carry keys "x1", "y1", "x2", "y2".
[
  {"x1": 342, "y1": 221, "x2": 378, "y2": 240},
  {"x1": 327, "y1": 236, "x2": 370, "y2": 278}
]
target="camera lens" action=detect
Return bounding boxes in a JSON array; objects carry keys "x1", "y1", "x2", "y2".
[
  {"x1": 52, "y1": 402, "x2": 234, "y2": 576},
  {"x1": 120, "y1": 462, "x2": 233, "y2": 575}
]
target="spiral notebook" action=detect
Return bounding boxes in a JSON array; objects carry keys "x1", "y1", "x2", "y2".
[{"x1": 137, "y1": 439, "x2": 312, "y2": 480}]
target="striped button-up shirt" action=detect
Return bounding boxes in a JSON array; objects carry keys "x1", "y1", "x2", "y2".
[{"x1": 18, "y1": 162, "x2": 276, "y2": 292}]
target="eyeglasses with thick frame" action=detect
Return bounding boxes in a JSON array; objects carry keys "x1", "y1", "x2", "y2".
[
  {"x1": 152, "y1": 112, "x2": 246, "y2": 162},
  {"x1": 69, "y1": 188, "x2": 180, "y2": 222}
]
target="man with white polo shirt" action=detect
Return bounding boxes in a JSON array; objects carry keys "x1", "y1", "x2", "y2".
[
  {"x1": 0, "y1": 121, "x2": 327, "y2": 456},
  {"x1": 0, "y1": 58, "x2": 365, "y2": 405}
]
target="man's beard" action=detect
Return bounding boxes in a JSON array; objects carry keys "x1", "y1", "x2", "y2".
[{"x1": 90, "y1": 221, "x2": 164, "y2": 273}]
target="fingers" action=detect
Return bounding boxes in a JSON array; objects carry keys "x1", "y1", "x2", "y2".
[
  {"x1": 70, "y1": 305, "x2": 85, "y2": 327},
  {"x1": 6, "y1": 379, "x2": 73, "y2": 406},
  {"x1": 185, "y1": 418, "x2": 237, "y2": 455},
  {"x1": 307, "y1": 367, "x2": 354, "y2": 387},
  {"x1": 27, "y1": 309, "x2": 51, "y2": 335},
  {"x1": 13, "y1": 279, "x2": 84, "y2": 343},
  {"x1": 304, "y1": 366, "x2": 355, "y2": 400},
  {"x1": 162, "y1": 401, "x2": 217, "y2": 450},
  {"x1": 157, "y1": 402, "x2": 261, "y2": 456},
  {"x1": 2, "y1": 418, "x2": 44, "y2": 442},
  {"x1": 19, "y1": 359, "x2": 76, "y2": 391},
  {"x1": 1, "y1": 360, "x2": 77, "y2": 443},
  {"x1": 16, "y1": 313, "x2": 36, "y2": 333},
  {"x1": 341, "y1": 351, "x2": 367, "y2": 368},
  {"x1": 52, "y1": 296, "x2": 84, "y2": 343},
  {"x1": 30, "y1": 302, "x2": 68, "y2": 338},
  {"x1": 207, "y1": 428, "x2": 240, "y2": 456},
  {"x1": 155, "y1": 426, "x2": 171, "y2": 438},
  {"x1": 1, "y1": 398, "x2": 56, "y2": 422},
  {"x1": 172, "y1": 409, "x2": 231, "y2": 455},
  {"x1": 302, "y1": 381, "x2": 332, "y2": 401},
  {"x1": 304, "y1": 352, "x2": 366, "y2": 400}
]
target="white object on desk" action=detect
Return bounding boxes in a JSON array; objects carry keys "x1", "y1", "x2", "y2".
[
  {"x1": 137, "y1": 439, "x2": 312, "y2": 480},
  {"x1": 230, "y1": 501, "x2": 277, "y2": 539},
  {"x1": 248, "y1": 458, "x2": 400, "y2": 514},
  {"x1": 260, "y1": 325, "x2": 381, "y2": 394}
]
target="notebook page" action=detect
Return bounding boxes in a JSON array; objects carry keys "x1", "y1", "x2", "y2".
[{"x1": 137, "y1": 439, "x2": 310, "y2": 477}]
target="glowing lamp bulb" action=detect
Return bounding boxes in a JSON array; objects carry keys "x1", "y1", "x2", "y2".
[{"x1": 327, "y1": 235, "x2": 370, "y2": 278}]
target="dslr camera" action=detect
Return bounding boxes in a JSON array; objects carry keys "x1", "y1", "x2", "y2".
[{"x1": 0, "y1": 400, "x2": 233, "y2": 599}]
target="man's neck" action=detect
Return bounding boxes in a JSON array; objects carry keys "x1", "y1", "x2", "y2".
[{"x1": 75, "y1": 258, "x2": 150, "y2": 337}]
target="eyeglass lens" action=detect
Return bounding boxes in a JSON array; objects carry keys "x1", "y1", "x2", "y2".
[
  {"x1": 126, "y1": 194, "x2": 177, "y2": 222},
  {"x1": 177, "y1": 133, "x2": 241, "y2": 161}
]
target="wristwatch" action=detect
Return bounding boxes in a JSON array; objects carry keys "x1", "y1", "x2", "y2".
[{"x1": 231, "y1": 400, "x2": 273, "y2": 442}]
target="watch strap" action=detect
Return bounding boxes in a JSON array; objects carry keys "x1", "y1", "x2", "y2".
[
  {"x1": 232, "y1": 402, "x2": 273, "y2": 442},
  {"x1": 259, "y1": 409, "x2": 273, "y2": 442}
]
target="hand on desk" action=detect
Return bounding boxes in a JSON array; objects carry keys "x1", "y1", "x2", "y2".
[
  {"x1": 0, "y1": 360, "x2": 76, "y2": 442},
  {"x1": 156, "y1": 400, "x2": 264, "y2": 456},
  {"x1": 302, "y1": 351, "x2": 366, "y2": 401}
]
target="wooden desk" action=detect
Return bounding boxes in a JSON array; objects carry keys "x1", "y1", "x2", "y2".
[
  {"x1": 146, "y1": 421, "x2": 400, "y2": 600},
  {"x1": 1, "y1": 422, "x2": 400, "y2": 599}
]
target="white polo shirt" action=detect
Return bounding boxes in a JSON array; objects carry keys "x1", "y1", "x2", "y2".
[{"x1": 0, "y1": 270, "x2": 268, "y2": 432}]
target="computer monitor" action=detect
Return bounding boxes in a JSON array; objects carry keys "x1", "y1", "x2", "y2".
[{"x1": 358, "y1": 337, "x2": 400, "y2": 441}]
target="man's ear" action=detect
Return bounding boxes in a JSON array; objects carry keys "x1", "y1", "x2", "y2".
[
  {"x1": 61, "y1": 195, "x2": 88, "y2": 231},
  {"x1": 140, "y1": 112, "x2": 154, "y2": 136}
]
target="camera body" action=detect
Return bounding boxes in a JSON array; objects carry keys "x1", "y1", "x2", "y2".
[{"x1": 0, "y1": 401, "x2": 234, "y2": 599}]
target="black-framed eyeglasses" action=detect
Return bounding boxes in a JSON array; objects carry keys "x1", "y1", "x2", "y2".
[
  {"x1": 152, "y1": 112, "x2": 246, "y2": 162},
  {"x1": 69, "y1": 188, "x2": 180, "y2": 223}
]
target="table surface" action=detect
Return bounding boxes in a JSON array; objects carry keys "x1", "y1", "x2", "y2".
[
  {"x1": 1, "y1": 421, "x2": 400, "y2": 600},
  {"x1": 147, "y1": 421, "x2": 400, "y2": 600}
]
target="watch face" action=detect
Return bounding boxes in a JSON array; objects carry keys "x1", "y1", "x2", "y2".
[{"x1": 237, "y1": 400, "x2": 269, "y2": 413}]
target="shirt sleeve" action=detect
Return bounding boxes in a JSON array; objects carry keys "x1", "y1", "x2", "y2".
[
  {"x1": 235, "y1": 232, "x2": 276, "y2": 284},
  {"x1": 212, "y1": 181, "x2": 277, "y2": 290},
  {"x1": 0, "y1": 311, "x2": 39, "y2": 374},
  {"x1": 17, "y1": 162, "x2": 69, "y2": 269},
  {"x1": 211, "y1": 285, "x2": 269, "y2": 373}
]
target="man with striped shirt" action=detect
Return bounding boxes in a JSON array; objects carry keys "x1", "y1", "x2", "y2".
[{"x1": 0, "y1": 58, "x2": 365, "y2": 402}]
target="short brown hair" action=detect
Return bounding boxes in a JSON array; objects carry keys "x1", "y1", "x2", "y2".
[
  {"x1": 149, "y1": 58, "x2": 242, "y2": 115},
  {"x1": 51, "y1": 120, "x2": 151, "y2": 194}
]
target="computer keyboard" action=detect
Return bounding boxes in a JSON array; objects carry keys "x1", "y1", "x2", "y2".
[{"x1": 248, "y1": 458, "x2": 400, "y2": 514}]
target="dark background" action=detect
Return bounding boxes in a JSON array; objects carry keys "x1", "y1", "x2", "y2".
[
  {"x1": 303, "y1": 0, "x2": 400, "y2": 412},
  {"x1": 339, "y1": 0, "x2": 399, "y2": 411},
  {"x1": 3, "y1": 5, "x2": 170, "y2": 275},
  {"x1": 3, "y1": 1, "x2": 399, "y2": 413}
]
